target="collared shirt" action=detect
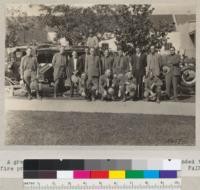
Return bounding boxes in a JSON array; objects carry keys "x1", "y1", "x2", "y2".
[{"x1": 73, "y1": 58, "x2": 77, "y2": 71}]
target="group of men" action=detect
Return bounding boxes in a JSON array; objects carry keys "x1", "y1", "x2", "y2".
[{"x1": 20, "y1": 40, "x2": 181, "y2": 102}]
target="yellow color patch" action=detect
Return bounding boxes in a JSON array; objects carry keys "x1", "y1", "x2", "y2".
[{"x1": 109, "y1": 170, "x2": 125, "y2": 179}]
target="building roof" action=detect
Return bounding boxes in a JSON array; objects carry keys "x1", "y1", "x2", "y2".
[{"x1": 175, "y1": 14, "x2": 196, "y2": 25}]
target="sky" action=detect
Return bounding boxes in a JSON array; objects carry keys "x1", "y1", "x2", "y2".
[{"x1": 6, "y1": 3, "x2": 196, "y2": 17}]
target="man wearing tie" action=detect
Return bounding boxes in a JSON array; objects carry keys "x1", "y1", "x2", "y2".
[
  {"x1": 130, "y1": 47, "x2": 147, "y2": 99},
  {"x1": 68, "y1": 51, "x2": 84, "y2": 97}
]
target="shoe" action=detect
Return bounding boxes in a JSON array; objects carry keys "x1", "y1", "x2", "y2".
[
  {"x1": 156, "y1": 98, "x2": 160, "y2": 103},
  {"x1": 36, "y1": 93, "x2": 42, "y2": 99},
  {"x1": 28, "y1": 95, "x2": 32, "y2": 100}
]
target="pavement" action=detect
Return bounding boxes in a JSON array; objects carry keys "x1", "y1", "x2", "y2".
[{"x1": 5, "y1": 98, "x2": 195, "y2": 116}]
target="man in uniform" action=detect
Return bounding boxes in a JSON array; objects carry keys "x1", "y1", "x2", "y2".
[
  {"x1": 165, "y1": 47, "x2": 181, "y2": 100},
  {"x1": 85, "y1": 47, "x2": 101, "y2": 101},
  {"x1": 144, "y1": 71, "x2": 163, "y2": 103},
  {"x1": 52, "y1": 45, "x2": 67, "y2": 98},
  {"x1": 20, "y1": 47, "x2": 40, "y2": 100},
  {"x1": 99, "y1": 69, "x2": 115, "y2": 101}
]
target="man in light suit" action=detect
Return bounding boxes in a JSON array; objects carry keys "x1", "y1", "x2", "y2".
[
  {"x1": 146, "y1": 45, "x2": 161, "y2": 77},
  {"x1": 165, "y1": 47, "x2": 181, "y2": 100},
  {"x1": 68, "y1": 51, "x2": 84, "y2": 97},
  {"x1": 85, "y1": 47, "x2": 101, "y2": 101}
]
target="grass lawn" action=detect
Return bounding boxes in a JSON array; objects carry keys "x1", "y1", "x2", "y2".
[{"x1": 5, "y1": 111, "x2": 195, "y2": 145}]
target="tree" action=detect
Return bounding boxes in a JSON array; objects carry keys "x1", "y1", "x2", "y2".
[{"x1": 6, "y1": 8, "x2": 35, "y2": 47}]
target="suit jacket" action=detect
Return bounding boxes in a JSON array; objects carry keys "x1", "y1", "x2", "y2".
[
  {"x1": 146, "y1": 53, "x2": 161, "y2": 77},
  {"x1": 68, "y1": 57, "x2": 84, "y2": 77},
  {"x1": 52, "y1": 53, "x2": 67, "y2": 81},
  {"x1": 85, "y1": 55, "x2": 101, "y2": 79},
  {"x1": 130, "y1": 53, "x2": 147, "y2": 77},
  {"x1": 165, "y1": 54, "x2": 181, "y2": 76},
  {"x1": 101, "y1": 56, "x2": 114, "y2": 74},
  {"x1": 113, "y1": 55, "x2": 129, "y2": 75}
]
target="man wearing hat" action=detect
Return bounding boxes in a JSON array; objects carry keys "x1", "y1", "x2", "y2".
[{"x1": 86, "y1": 29, "x2": 99, "y2": 49}]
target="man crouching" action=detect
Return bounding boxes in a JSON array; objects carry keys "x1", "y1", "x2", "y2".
[
  {"x1": 144, "y1": 71, "x2": 163, "y2": 103},
  {"x1": 99, "y1": 69, "x2": 115, "y2": 101},
  {"x1": 123, "y1": 71, "x2": 137, "y2": 102}
]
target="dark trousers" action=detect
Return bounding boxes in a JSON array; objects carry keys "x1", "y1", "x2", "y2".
[
  {"x1": 165, "y1": 73, "x2": 179, "y2": 98},
  {"x1": 135, "y1": 73, "x2": 144, "y2": 99},
  {"x1": 54, "y1": 78, "x2": 65, "y2": 96}
]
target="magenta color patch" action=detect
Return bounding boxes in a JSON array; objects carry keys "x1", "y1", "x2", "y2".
[{"x1": 73, "y1": 170, "x2": 91, "y2": 178}]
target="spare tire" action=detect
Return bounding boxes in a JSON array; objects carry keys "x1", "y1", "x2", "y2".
[{"x1": 181, "y1": 66, "x2": 196, "y2": 87}]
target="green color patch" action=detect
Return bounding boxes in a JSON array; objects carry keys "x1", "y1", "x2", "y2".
[{"x1": 126, "y1": 170, "x2": 144, "y2": 178}]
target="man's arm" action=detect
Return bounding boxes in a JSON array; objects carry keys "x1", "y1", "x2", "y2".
[
  {"x1": 172, "y1": 55, "x2": 180, "y2": 66},
  {"x1": 20, "y1": 56, "x2": 25, "y2": 80},
  {"x1": 146, "y1": 55, "x2": 150, "y2": 76}
]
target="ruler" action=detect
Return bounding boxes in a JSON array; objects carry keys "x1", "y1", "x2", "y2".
[{"x1": 23, "y1": 179, "x2": 181, "y2": 190}]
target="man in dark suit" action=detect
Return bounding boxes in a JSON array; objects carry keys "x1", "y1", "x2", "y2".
[
  {"x1": 68, "y1": 51, "x2": 84, "y2": 96},
  {"x1": 130, "y1": 47, "x2": 147, "y2": 99},
  {"x1": 101, "y1": 49, "x2": 114, "y2": 74},
  {"x1": 165, "y1": 47, "x2": 181, "y2": 100},
  {"x1": 85, "y1": 47, "x2": 101, "y2": 101}
]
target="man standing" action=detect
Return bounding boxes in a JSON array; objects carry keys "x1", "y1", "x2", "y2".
[
  {"x1": 146, "y1": 45, "x2": 161, "y2": 77},
  {"x1": 86, "y1": 29, "x2": 99, "y2": 49},
  {"x1": 52, "y1": 45, "x2": 67, "y2": 98},
  {"x1": 85, "y1": 47, "x2": 101, "y2": 101},
  {"x1": 113, "y1": 48, "x2": 129, "y2": 75},
  {"x1": 20, "y1": 47, "x2": 40, "y2": 100},
  {"x1": 68, "y1": 51, "x2": 84, "y2": 97},
  {"x1": 130, "y1": 47, "x2": 147, "y2": 99},
  {"x1": 165, "y1": 47, "x2": 181, "y2": 100},
  {"x1": 101, "y1": 49, "x2": 114, "y2": 74}
]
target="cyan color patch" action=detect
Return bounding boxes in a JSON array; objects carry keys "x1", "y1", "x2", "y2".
[{"x1": 144, "y1": 170, "x2": 159, "y2": 178}]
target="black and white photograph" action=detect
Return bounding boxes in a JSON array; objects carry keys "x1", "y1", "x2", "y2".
[{"x1": 4, "y1": 2, "x2": 196, "y2": 145}]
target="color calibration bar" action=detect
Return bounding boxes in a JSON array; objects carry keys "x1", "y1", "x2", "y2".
[
  {"x1": 24, "y1": 170, "x2": 178, "y2": 179},
  {"x1": 23, "y1": 179, "x2": 182, "y2": 190}
]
